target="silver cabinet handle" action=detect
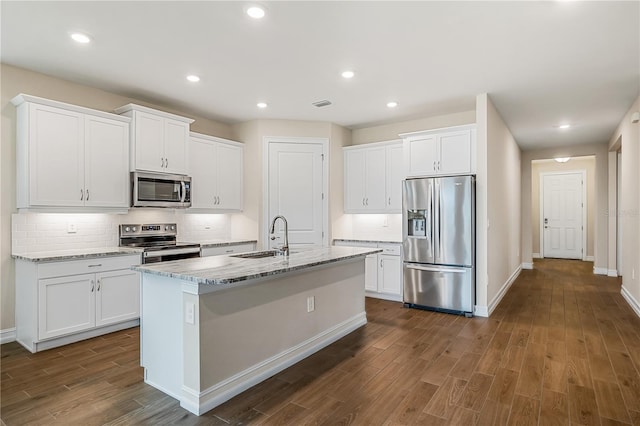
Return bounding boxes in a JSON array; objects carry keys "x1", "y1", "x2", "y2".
[
  {"x1": 388, "y1": 197, "x2": 391, "y2": 205},
  {"x1": 437, "y1": 161, "x2": 440, "y2": 171},
  {"x1": 161, "y1": 158, "x2": 165, "y2": 168},
  {"x1": 218, "y1": 196, "x2": 221, "y2": 205},
  {"x1": 97, "y1": 279, "x2": 101, "y2": 291},
  {"x1": 90, "y1": 280, "x2": 94, "y2": 292},
  {"x1": 165, "y1": 157, "x2": 168, "y2": 168},
  {"x1": 366, "y1": 198, "x2": 369, "y2": 206},
  {"x1": 380, "y1": 259, "x2": 383, "y2": 268},
  {"x1": 86, "y1": 189, "x2": 89, "y2": 201},
  {"x1": 433, "y1": 161, "x2": 436, "y2": 171},
  {"x1": 80, "y1": 189, "x2": 84, "y2": 200},
  {"x1": 225, "y1": 249, "x2": 233, "y2": 253}
]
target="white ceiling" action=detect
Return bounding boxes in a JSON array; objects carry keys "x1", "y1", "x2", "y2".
[{"x1": 2, "y1": 1, "x2": 638, "y2": 150}]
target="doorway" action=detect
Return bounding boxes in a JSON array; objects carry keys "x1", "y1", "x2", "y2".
[
  {"x1": 263, "y1": 137, "x2": 329, "y2": 249},
  {"x1": 540, "y1": 171, "x2": 586, "y2": 260}
]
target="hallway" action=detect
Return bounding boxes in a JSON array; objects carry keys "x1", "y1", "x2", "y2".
[{"x1": 1, "y1": 259, "x2": 639, "y2": 425}]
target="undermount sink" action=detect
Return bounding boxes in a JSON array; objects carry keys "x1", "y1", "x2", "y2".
[{"x1": 231, "y1": 250, "x2": 290, "y2": 259}]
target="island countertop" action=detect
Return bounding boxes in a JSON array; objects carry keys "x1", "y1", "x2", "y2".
[{"x1": 132, "y1": 246, "x2": 381, "y2": 288}]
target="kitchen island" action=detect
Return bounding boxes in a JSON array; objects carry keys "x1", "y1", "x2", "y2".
[{"x1": 133, "y1": 246, "x2": 380, "y2": 415}]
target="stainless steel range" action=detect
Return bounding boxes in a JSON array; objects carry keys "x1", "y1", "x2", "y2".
[{"x1": 119, "y1": 223, "x2": 200, "y2": 264}]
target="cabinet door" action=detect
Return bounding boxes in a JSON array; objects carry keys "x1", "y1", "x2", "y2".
[
  {"x1": 134, "y1": 111, "x2": 165, "y2": 172},
  {"x1": 365, "y1": 147, "x2": 387, "y2": 210},
  {"x1": 84, "y1": 116, "x2": 129, "y2": 207},
  {"x1": 378, "y1": 255, "x2": 402, "y2": 296},
  {"x1": 189, "y1": 138, "x2": 217, "y2": 208},
  {"x1": 38, "y1": 274, "x2": 95, "y2": 340},
  {"x1": 164, "y1": 119, "x2": 188, "y2": 175},
  {"x1": 386, "y1": 144, "x2": 403, "y2": 212},
  {"x1": 95, "y1": 270, "x2": 140, "y2": 327},
  {"x1": 28, "y1": 104, "x2": 85, "y2": 206},
  {"x1": 216, "y1": 143, "x2": 243, "y2": 210},
  {"x1": 365, "y1": 254, "x2": 379, "y2": 292},
  {"x1": 405, "y1": 135, "x2": 438, "y2": 177},
  {"x1": 344, "y1": 149, "x2": 367, "y2": 212},
  {"x1": 438, "y1": 130, "x2": 471, "y2": 175}
]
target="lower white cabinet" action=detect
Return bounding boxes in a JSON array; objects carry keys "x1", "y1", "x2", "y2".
[
  {"x1": 335, "y1": 241, "x2": 403, "y2": 301},
  {"x1": 16, "y1": 254, "x2": 141, "y2": 353},
  {"x1": 201, "y1": 243, "x2": 256, "y2": 257}
]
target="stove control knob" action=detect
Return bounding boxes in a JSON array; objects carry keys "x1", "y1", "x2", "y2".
[
  {"x1": 165, "y1": 225, "x2": 169, "y2": 231},
  {"x1": 132, "y1": 227, "x2": 137, "y2": 232},
  {"x1": 125, "y1": 227, "x2": 131, "y2": 232},
  {"x1": 170, "y1": 225, "x2": 176, "y2": 231}
]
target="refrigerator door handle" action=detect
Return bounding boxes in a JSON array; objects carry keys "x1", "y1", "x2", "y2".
[
  {"x1": 405, "y1": 264, "x2": 466, "y2": 274},
  {"x1": 434, "y1": 180, "x2": 441, "y2": 261}
]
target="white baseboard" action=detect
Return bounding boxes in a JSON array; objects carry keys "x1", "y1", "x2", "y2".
[
  {"x1": 488, "y1": 266, "x2": 522, "y2": 316},
  {"x1": 607, "y1": 269, "x2": 619, "y2": 277},
  {"x1": 585, "y1": 256, "x2": 595, "y2": 261},
  {"x1": 474, "y1": 305, "x2": 489, "y2": 317},
  {"x1": 532, "y1": 253, "x2": 541, "y2": 259},
  {"x1": 1, "y1": 328, "x2": 16, "y2": 344},
  {"x1": 365, "y1": 291, "x2": 402, "y2": 303},
  {"x1": 593, "y1": 267, "x2": 608, "y2": 275},
  {"x1": 621, "y1": 286, "x2": 640, "y2": 318},
  {"x1": 180, "y1": 311, "x2": 367, "y2": 416},
  {"x1": 521, "y1": 262, "x2": 534, "y2": 270}
]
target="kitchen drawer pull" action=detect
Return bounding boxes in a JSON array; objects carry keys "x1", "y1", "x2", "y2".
[
  {"x1": 87, "y1": 264, "x2": 102, "y2": 268},
  {"x1": 225, "y1": 249, "x2": 233, "y2": 253}
]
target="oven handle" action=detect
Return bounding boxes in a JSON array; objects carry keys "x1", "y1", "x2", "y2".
[
  {"x1": 144, "y1": 247, "x2": 201, "y2": 258},
  {"x1": 180, "y1": 181, "x2": 186, "y2": 203}
]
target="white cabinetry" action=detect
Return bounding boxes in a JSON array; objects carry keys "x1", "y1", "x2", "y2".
[
  {"x1": 344, "y1": 140, "x2": 403, "y2": 213},
  {"x1": 201, "y1": 243, "x2": 256, "y2": 257},
  {"x1": 189, "y1": 133, "x2": 244, "y2": 211},
  {"x1": 334, "y1": 241, "x2": 403, "y2": 301},
  {"x1": 401, "y1": 125, "x2": 476, "y2": 178},
  {"x1": 12, "y1": 94, "x2": 130, "y2": 211},
  {"x1": 16, "y1": 254, "x2": 141, "y2": 353},
  {"x1": 115, "y1": 104, "x2": 194, "y2": 175}
]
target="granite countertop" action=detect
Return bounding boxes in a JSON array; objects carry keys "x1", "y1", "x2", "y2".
[
  {"x1": 12, "y1": 247, "x2": 143, "y2": 262},
  {"x1": 182, "y1": 239, "x2": 258, "y2": 249},
  {"x1": 132, "y1": 246, "x2": 381, "y2": 287},
  {"x1": 333, "y1": 238, "x2": 402, "y2": 245}
]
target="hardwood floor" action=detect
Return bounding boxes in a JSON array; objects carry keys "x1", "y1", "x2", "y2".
[{"x1": 2, "y1": 258, "x2": 640, "y2": 425}]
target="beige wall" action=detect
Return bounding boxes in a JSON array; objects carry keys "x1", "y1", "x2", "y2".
[
  {"x1": 351, "y1": 110, "x2": 475, "y2": 145},
  {"x1": 0, "y1": 64, "x2": 234, "y2": 331},
  {"x1": 608, "y1": 95, "x2": 640, "y2": 310},
  {"x1": 531, "y1": 157, "x2": 596, "y2": 258},
  {"x1": 481, "y1": 94, "x2": 522, "y2": 313},
  {"x1": 521, "y1": 143, "x2": 609, "y2": 272}
]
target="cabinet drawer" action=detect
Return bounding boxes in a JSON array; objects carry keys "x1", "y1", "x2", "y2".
[
  {"x1": 378, "y1": 244, "x2": 401, "y2": 256},
  {"x1": 201, "y1": 244, "x2": 255, "y2": 257},
  {"x1": 37, "y1": 254, "x2": 141, "y2": 279}
]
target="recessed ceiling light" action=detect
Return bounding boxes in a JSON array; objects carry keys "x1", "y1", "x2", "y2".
[
  {"x1": 186, "y1": 75, "x2": 200, "y2": 83},
  {"x1": 341, "y1": 70, "x2": 355, "y2": 79},
  {"x1": 246, "y1": 5, "x2": 266, "y2": 19},
  {"x1": 387, "y1": 101, "x2": 398, "y2": 108},
  {"x1": 257, "y1": 102, "x2": 268, "y2": 109},
  {"x1": 70, "y1": 32, "x2": 91, "y2": 44},
  {"x1": 558, "y1": 124, "x2": 571, "y2": 129}
]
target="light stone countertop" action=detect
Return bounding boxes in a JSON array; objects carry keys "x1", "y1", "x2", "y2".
[
  {"x1": 12, "y1": 247, "x2": 143, "y2": 262},
  {"x1": 132, "y1": 246, "x2": 381, "y2": 287},
  {"x1": 333, "y1": 238, "x2": 402, "y2": 245}
]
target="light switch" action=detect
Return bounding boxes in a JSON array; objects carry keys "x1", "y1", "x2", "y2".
[
  {"x1": 67, "y1": 222, "x2": 77, "y2": 233},
  {"x1": 307, "y1": 296, "x2": 315, "y2": 312}
]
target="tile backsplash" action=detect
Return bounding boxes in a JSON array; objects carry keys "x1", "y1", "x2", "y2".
[
  {"x1": 12, "y1": 211, "x2": 233, "y2": 254},
  {"x1": 338, "y1": 214, "x2": 403, "y2": 242}
]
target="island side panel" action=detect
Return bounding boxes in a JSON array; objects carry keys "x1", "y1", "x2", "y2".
[{"x1": 193, "y1": 259, "x2": 366, "y2": 412}]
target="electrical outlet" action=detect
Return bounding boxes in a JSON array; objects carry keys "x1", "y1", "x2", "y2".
[
  {"x1": 633, "y1": 269, "x2": 636, "y2": 280},
  {"x1": 185, "y1": 302, "x2": 195, "y2": 324},
  {"x1": 382, "y1": 215, "x2": 388, "y2": 227},
  {"x1": 307, "y1": 296, "x2": 315, "y2": 313},
  {"x1": 67, "y1": 222, "x2": 77, "y2": 233}
]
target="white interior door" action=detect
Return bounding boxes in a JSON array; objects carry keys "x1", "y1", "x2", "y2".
[
  {"x1": 268, "y1": 142, "x2": 324, "y2": 249},
  {"x1": 542, "y1": 172, "x2": 584, "y2": 259}
]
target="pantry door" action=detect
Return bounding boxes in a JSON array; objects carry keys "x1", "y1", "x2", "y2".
[
  {"x1": 541, "y1": 171, "x2": 585, "y2": 260},
  {"x1": 266, "y1": 137, "x2": 328, "y2": 249}
]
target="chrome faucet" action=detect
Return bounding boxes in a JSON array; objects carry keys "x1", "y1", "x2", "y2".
[{"x1": 269, "y1": 215, "x2": 289, "y2": 256}]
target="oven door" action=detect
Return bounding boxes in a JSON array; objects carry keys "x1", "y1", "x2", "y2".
[
  {"x1": 132, "y1": 172, "x2": 191, "y2": 208},
  {"x1": 143, "y1": 247, "x2": 201, "y2": 264}
]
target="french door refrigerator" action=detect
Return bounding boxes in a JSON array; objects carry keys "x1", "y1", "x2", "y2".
[{"x1": 403, "y1": 175, "x2": 475, "y2": 316}]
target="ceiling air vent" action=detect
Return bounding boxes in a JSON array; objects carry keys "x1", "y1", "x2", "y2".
[{"x1": 312, "y1": 100, "x2": 332, "y2": 108}]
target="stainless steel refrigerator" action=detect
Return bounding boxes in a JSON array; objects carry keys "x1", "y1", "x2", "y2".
[{"x1": 402, "y1": 175, "x2": 475, "y2": 316}]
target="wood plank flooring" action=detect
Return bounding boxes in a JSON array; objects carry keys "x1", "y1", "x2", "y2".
[{"x1": 2, "y1": 258, "x2": 640, "y2": 425}]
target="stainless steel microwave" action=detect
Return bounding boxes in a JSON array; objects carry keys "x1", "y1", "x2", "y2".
[{"x1": 131, "y1": 171, "x2": 191, "y2": 208}]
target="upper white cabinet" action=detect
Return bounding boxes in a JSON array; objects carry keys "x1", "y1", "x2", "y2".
[
  {"x1": 115, "y1": 104, "x2": 194, "y2": 175},
  {"x1": 344, "y1": 140, "x2": 402, "y2": 213},
  {"x1": 401, "y1": 124, "x2": 476, "y2": 178},
  {"x1": 12, "y1": 94, "x2": 130, "y2": 211},
  {"x1": 188, "y1": 132, "x2": 243, "y2": 211}
]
